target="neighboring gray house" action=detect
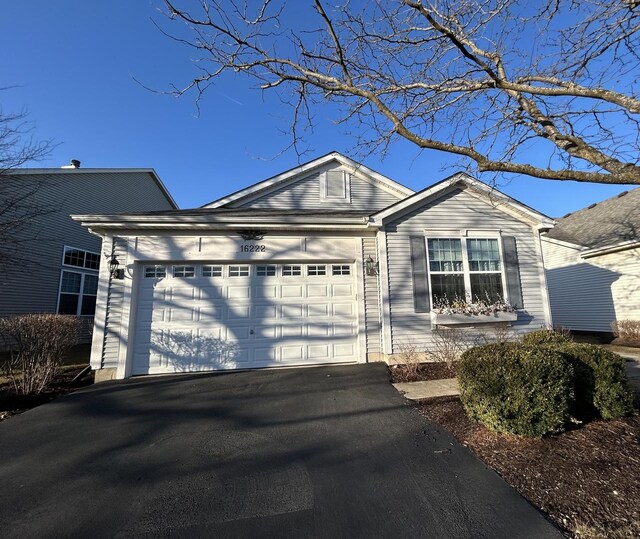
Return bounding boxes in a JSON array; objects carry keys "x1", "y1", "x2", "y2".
[
  {"x1": 73, "y1": 152, "x2": 554, "y2": 381},
  {"x1": 541, "y1": 188, "x2": 640, "y2": 338},
  {"x1": 0, "y1": 163, "x2": 177, "y2": 331}
]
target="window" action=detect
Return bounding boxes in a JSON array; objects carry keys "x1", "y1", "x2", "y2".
[
  {"x1": 202, "y1": 265, "x2": 222, "y2": 277},
  {"x1": 332, "y1": 265, "x2": 350, "y2": 276},
  {"x1": 58, "y1": 271, "x2": 98, "y2": 316},
  {"x1": 307, "y1": 265, "x2": 327, "y2": 276},
  {"x1": 173, "y1": 265, "x2": 195, "y2": 278},
  {"x1": 256, "y1": 265, "x2": 276, "y2": 276},
  {"x1": 282, "y1": 265, "x2": 301, "y2": 276},
  {"x1": 229, "y1": 265, "x2": 249, "y2": 277},
  {"x1": 427, "y1": 237, "x2": 504, "y2": 304},
  {"x1": 63, "y1": 246, "x2": 100, "y2": 270},
  {"x1": 144, "y1": 265, "x2": 167, "y2": 278}
]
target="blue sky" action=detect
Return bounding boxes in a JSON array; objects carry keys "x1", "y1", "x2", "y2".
[{"x1": 1, "y1": 1, "x2": 632, "y2": 215}]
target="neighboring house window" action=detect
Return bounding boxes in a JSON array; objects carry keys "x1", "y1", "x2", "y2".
[
  {"x1": 63, "y1": 246, "x2": 100, "y2": 270},
  {"x1": 58, "y1": 246, "x2": 100, "y2": 316},
  {"x1": 426, "y1": 237, "x2": 504, "y2": 304},
  {"x1": 320, "y1": 170, "x2": 351, "y2": 202},
  {"x1": 58, "y1": 271, "x2": 98, "y2": 316}
]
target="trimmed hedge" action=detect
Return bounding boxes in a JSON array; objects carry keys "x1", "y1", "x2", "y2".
[
  {"x1": 458, "y1": 336, "x2": 635, "y2": 437},
  {"x1": 521, "y1": 328, "x2": 572, "y2": 347},
  {"x1": 458, "y1": 342, "x2": 574, "y2": 437},
  {"x1": 564, "y1": 343, "x2": 634, "y2": 420}
]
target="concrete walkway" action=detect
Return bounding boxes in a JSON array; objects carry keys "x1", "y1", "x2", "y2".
[
  {"x1": 394, "y1": 345, "x2": 640, "y2": 402},
  {"x1": 393, "y1": 378, "x2": 459, "y2": 401}
]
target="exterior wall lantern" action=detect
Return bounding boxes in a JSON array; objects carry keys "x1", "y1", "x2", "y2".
[
  {"x1": 365, "y1": 256, "x2": 379, "y2": 276},
  {"x1": 109, "y1": 255, "x2": 125, "y2": 280}
]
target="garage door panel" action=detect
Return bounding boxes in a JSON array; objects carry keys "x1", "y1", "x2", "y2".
[
  {"x1": 228, "y1": 286, "x2": 251, "y2": 299},
  {"x1": 332, "y1": 284, "x2": 353, "y2": 297},
  {"x1": 307, "y1": 284, "x2": 328, "y2": 297},
  {"x1": 332, "y1": 303, "x2": 353, "y2": 316},
  {"x1": 308, "y1": 345, "x2": 330, "y2": 360},
  {"x1": 282, "y1": 304, "x2": 303, "y2": 317},
  {"x1": 282, "y1": 285, "x2": 303, "y2": 298},
  {"x1": 132, "y1": 262, "x2": 358, "y2": 375},
  {"x1": 307, "y1": 304, "x2": 329, "y2": 317},
  {"x1": 254, "y1": 285, "x2": 278, "y2": 299},
  {"x1": 254, "y1": 305, "x2": 277, "y2": 319}
]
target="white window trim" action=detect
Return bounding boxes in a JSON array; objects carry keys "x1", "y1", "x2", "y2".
[
  {"x1": 425, "y1": 235, "x2": 507, "y2": 308},
  {"x1": 56, "y1": 269, "x2": 98, "y2": 317},
  {"x1": 320, "y1": 170, "x2": 351, "y2": 202},
  {"x1": 61, "y1": 245, "x2": 100, "y2": 271}
]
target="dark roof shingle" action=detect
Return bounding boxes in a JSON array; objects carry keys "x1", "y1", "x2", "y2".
[{"x1": 545, "y1": 188, "x2": 640, "y2": 249}]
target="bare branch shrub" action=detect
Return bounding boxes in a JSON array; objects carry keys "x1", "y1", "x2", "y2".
[
  {"x1": 612, "y1": 320, "x2": 640, "y2": 345},
  {"x1": 395, "y1": 343, "x2": 422, "y2": 382},
  {"x1": 429, "y1": 327, "x2": 472, "y2": 370},
  {"x1": 0, "y1": 314, "x2": 80, "y2": 395},
  {"x1": 483, "y1": 324, "x2": 516, "y2": 345}
]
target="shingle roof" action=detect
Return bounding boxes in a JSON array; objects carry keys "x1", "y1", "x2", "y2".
[{"x1": 545, "y1": 187, "x2": 640, "y2": 249}]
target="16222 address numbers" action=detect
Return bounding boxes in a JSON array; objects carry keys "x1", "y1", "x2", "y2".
[{"x1": 239, "y1": 244, "x2": 266, "y2": 252}]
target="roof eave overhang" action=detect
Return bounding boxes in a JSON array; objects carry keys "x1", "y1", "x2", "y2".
[
  {"x1": 72, "y1": 214, "x2": 379, "y2": 234},
  {"x1": 370, "y1": 173, "x2": 555, "y2": 228},
  {"x1": 580, "y1": 239, "x2": 640, "y2": 259}
]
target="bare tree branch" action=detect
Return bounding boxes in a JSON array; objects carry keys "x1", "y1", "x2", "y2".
[{"x1": 158, "y1": 0, "x2": 640, "y2": 185}]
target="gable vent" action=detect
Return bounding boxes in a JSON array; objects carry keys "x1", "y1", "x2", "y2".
[{"x1": 320, "y1": 169, "x2": 351, "y2": 202}]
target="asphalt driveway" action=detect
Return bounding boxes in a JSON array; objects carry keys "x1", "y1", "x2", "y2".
[{"x1": 0, "y1": 364, "x2": 561, "y2": 538}]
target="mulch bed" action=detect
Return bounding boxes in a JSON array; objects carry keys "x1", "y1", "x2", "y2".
[
  {"x1": 0, "y1": 366, "x2": 93, "y2": 422},
  {"x1": 390, "y1": 361, "x2": 458, "y2": 383},
  {"x1": 417, "y1": 397, "x2": 640, "y2": 538}
]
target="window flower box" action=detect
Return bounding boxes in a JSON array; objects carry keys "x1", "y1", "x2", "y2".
[{"x1": 431, "y1": 310, "x2": 518, "y2": 326}]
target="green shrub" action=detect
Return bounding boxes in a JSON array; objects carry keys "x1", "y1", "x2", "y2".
[
  {"x1": 521, "y1": 328, "x2": 573, "y2": 347},
  {"x1": 458, "y1": 342, "x2": 574, "y2": 437},
  {"x1": 565, "y1": 344, "x2": 634, "y2": 420}
]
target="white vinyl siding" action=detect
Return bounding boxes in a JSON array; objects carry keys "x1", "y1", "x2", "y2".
[
  {"x1": 542, "y1": 240, "x2": 640, "y2": 332},
  {"x1": 233, "y1": 164, "x2": 404, "y2": 211},
  {"x1": 362, "y1": 236, "x2": 382, "y2": 354},
  {"x1": 385, "y1": 188, "x2": 546, "y2": 352},
  {"x1": 101, "y1": 236, "x2": 129, "y2": 370}
]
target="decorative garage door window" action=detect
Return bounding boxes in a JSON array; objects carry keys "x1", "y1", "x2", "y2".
[
  {"x1": 256, "y1": 265, "x2": 276, "y2": 276},
  {"x1": 202, "y1": 265, "x2": 222, "y2": 277},
  {"x1": 173, "y1": 266, "x2": 195, "y2": 278},
  {"x1": 282, "y1": 265, "x2": 302, "y2": 276},
  {"x1": 307, "y1": 265, "x2": 327, "y2": 276},
  {"x1": 144, "y1": 265, "x2": 167, "y2": 278},
  {"x1": 332, "y1": 265, "x2": 350, "y2": 275},
  {"x1": 229, "y1": 265, "x2": 250, "y2": 277}
]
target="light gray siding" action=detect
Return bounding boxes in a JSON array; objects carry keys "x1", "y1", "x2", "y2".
[
  {"x1": 362, "y1": 236, "x2": 382, "y2": 354},
  {"x1": 100, "y1": 237, "x2": 129, "y2": 369},
  {"x1": 385, "y1": 188, "x2": 547, "y2": 352},
  {"x1": 0, "y1": 171, "x2": 174, "y2": 318},
  {"x1": 542, "y1": 240, "x2": 640, "y2": 332},
  {"x1": 233, "y1": 164, "x2": 404, "y2": 211}
]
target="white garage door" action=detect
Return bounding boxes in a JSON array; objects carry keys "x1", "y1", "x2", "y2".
[{"x1": 131, "y1": 262, "x2": 358, "y2": 375}]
